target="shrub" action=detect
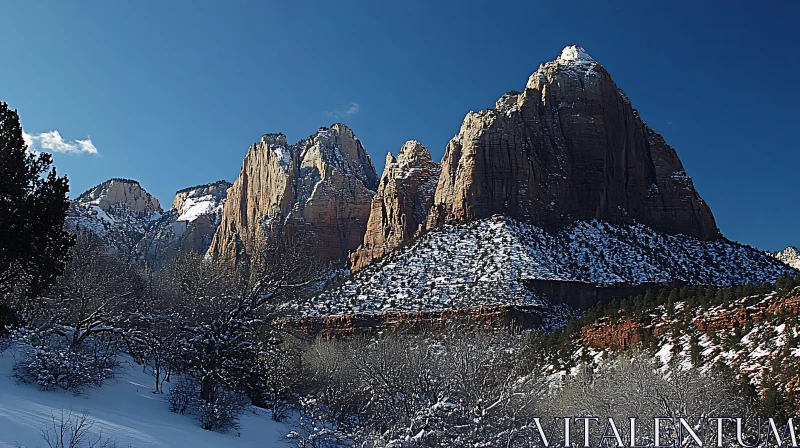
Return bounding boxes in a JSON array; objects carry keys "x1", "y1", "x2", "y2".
[
  {"x1": 167, "y1": 375, "x2": 198, "y2": 415},
  {"x1": 197, "y1": 388, "x2": 249, "y2": 432},
  {"x1": 12, "y1": 332, "x2": 121, "y2": 392}
]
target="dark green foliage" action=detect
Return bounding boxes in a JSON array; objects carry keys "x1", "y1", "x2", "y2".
[{"x1": 0, "y1": 102, "x2": 74, "y2": 302}]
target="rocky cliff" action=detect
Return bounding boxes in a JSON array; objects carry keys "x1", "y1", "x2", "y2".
[
  {"x1": 207, "y1": 124, "x2": 379, "y2": 266},
  {"x1": 426, "y1": 45, "x2": 719, "y2": 241},
  {"x1": 349, "y1": 141, "x2": 441, "y2": 270},
  {"x1": 137, "y1": 180, "x2": 231, "y2": 265}
]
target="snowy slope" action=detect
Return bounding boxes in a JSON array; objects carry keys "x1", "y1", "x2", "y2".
[
  {"x1": 306, "y1": 216, "x2": 794, "y2": 316},
  {"x1": 0, "y1": 347, "x2": 290, "y2": 448},
  {"x1": 537, "y1": 289, "x2": 800, "y2": 400}
]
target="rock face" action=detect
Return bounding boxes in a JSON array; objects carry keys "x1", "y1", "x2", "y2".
[
  {"x1": 426, "y1": 45, "x2": 720, "y2": 241},
  {"x1": 137, "y1": 180, "x2": 231, "y2": 265},
  {"x1": 772, "y1": 246, "x2": 800, "y2": 270},
  {"x1": 207, "y1": 124, "x2": 379, "y2": 266},
  {"x1": 67, "y1": 178, "x2": 163, "y2": 259},
  {"x1": 349, "y1": 141, "x2": 441, "y2": 270},
  {"x1": 77, "y1": 178, "x2": 162, "y2": 215}
]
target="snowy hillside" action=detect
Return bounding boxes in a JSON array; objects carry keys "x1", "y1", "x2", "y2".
[
  {"x1": 0, "y1": 347, "x2": 290, "y2": 447},
  {"x1": 305, "y1": 216, "x2": 794, "y2": 316},
  {"x1": 536, "y1": 287, "x2": 800, "y2": 401}
]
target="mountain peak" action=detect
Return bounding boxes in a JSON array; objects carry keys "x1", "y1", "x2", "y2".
[
  {"x1": 773, "y1": 246, "x2": 800, "y2": 270},
  {"x1": 260, "y1": 133, "x2": 287, "y2": 147},
  {"x1": 77, "y1": 178, "x2": 162, "y2": 214},
  {"x1": 396, "y1": 140, "x2": 433, "y2": 167},
  {"x1": 556, "y1": 45, "x2": 596, "y2": 66}
]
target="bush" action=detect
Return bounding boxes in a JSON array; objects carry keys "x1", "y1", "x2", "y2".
[
  {"x1": 12, "y1": 332, "x2": 121, "y2": 392},
  {"x1": 166, "y1": 375, "x2": 248, "y2": 432},
  {"x1": 167, "y1": 376, "x2": 198, "y2": 415},
  {"x1": 197, "y1": 388, "x2": 249, "y2": 432}
]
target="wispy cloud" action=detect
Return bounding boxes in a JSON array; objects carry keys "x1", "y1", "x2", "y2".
[
  {"x1": 324, "y1": 102, "x2": 360, "y2": 120},
  {"x1": 23, "y1": 130, "x2": 98, "y2": 155},
  {"x1": 667, "y1": 121, "x2": 674, "y2": 126}
]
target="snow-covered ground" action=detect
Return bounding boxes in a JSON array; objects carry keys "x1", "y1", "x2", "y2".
[{"x1": 0, "y1": 346, "x2": 291, "y2": 448}]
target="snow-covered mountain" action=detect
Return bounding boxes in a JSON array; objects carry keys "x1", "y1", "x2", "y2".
[
  {"x1": 305, "y1": 216, "x2": 794, "y2": 317},
  {"x1": 67, "y1": 178, "x2": 164, "y2": 259},
  {"x1": 136, "y1": 180, "x2": 231, "y2": 266},
  {"x1": 66, "y1": 178, "x2": 231, "y2": 265},
  {"x1": 772, "y1": 246, "x2": 800, "y2": 270}
]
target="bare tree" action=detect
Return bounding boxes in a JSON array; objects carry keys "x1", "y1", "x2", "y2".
[{"x1": 39, "y1": 409, "x2": 117, "y2": 448}]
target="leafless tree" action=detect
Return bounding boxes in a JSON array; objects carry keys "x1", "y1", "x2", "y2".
[{"x1": 39, "y1": 409, "x2": 117, "y2": 448}]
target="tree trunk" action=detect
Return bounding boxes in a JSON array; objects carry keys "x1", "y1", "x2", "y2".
[{"x1": 200, "y1": 375, "x2": 214, "y2": 402}]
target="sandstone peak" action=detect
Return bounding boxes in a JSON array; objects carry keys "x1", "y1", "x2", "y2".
[
  {"x1": 349, "y1": 140, "x2": 441, "y2": 271},
  {"x1": 395, "y1": 140, "x2": 433, "y2": 167},
  {"x1": 426, "y1": 45, "x2": 720, "y2": 241},
  {"x1": 772, "y1": 246, "x2": 800, "y2": 270},
  {"x1": 207, "y1": 124, "x2": 379, "y2": 265},
  {"x1": 77, "y1": 178, "x2": 162, "y2": 215},
  {"x1": 171, "y1": 180, "x2": 232, "y2": 222},
  {"x1": 260, "y1": 133, "x2": 287, "y2": 147}
]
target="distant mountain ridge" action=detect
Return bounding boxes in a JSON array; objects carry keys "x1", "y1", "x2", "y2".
[{"x1": 66, "y1": 178, "x2": 231, "y2": 264}]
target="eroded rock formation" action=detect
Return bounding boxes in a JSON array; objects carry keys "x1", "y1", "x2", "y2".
[
  {"x1": 207, "y1": 124, "x2": 379, "y2": 265},
  {"x1": 349, "y1": 140, "x2": 441, "y2": 270},
  {"x1": 426, "y1": 45, "x2": 719, "y2": 241}
]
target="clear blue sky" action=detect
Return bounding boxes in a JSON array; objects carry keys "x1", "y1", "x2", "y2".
[{"x1": 2, "y1": 1, "x2": 797, "y2": 251}]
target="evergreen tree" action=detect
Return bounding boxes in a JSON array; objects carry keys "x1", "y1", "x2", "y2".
[{"x1": 0, "y1": 102, "x2": 74, "y2": 303}]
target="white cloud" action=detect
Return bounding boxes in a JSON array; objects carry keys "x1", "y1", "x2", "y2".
[
  {"x1": 324, "y1": 102, "x2": 360, "y2": 120},
  {"x1": 23, "y1": 130, "x2": 98, "y2": 155}
]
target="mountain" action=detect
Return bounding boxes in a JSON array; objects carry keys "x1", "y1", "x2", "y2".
[
  {"x1": 136, "y1": 180, "x2": 231, "y2": 265},
  {"x1": 349, "y1": 140, "x2": 441, "y2": 270},
  {"x1": 425, "y1": 45, "x2": 719, "y2": 240},
  {"x1": 304, "y1": 45, "x2": 789, "y2": 320},
  {"x1": 66, "y1": 178, "x2": 231, "y2": 265},
  {"x1": 67, "y1": 178, "x2": 163, "y2": 258},
  {"x1": 207, "y1": 124, "x2": 379, "y2": 266},
  {"x1": 305, "y1": 216, "x2": 793, "y2": 318},
  {"x1": 772, "y1": 246, "x2": 800, "y2": 270}
]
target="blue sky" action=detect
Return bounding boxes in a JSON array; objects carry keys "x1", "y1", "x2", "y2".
[{"x1": 2, "y1": 1, "x2": 798, "y2": 250}]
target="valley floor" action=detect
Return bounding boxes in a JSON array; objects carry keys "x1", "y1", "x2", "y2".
[{"x1": 0, "y1": 346, "x2": 291, "y2": 448}]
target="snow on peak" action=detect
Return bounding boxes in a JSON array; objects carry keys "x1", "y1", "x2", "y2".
[
  {"x1": 557, "y1": 45, "x2": 596, "y2": 65},
  {"x1": 772, "y1": 246, "x2": 800, "y2": 270}
]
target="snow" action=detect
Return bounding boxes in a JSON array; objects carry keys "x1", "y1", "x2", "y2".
[
  {"x1": 177, "y1": 194, "x2": 223, "y2": 222},
  {"x1": 771, "y1": 246, "x2": 800, "y2": 270},
  {"x1": 557, "y1": 45, "x2": 596, "y2": 66},
  {"x1": 269, "y1": 145, "x2": 293, "y2": 173},
  {"x1": 0, "y1": 346, "x2": 291, "y2": 447}
]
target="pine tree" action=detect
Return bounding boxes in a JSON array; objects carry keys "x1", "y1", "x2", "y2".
[{"x1": 0, "y1": 102, "x2": 74, "y2": 303}]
